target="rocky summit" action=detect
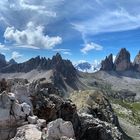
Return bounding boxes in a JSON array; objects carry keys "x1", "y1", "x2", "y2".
[
  {"x1": 0, "y1": 78, "x2": 125, "y2": 140},
  {"x1": 114, "y1": 48, "x2": 131, "y2": 71},
  {"x1": 101, "y1": 54, "x2": 114, "y2": 71},
  {"x1": 0, "y1": 53, "x2": 76, "y2": 74}
]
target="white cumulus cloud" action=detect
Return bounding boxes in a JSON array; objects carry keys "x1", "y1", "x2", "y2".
[
  {"x1": 81, "y1": 42, "x2": 103, "y2": 54},
  {"x1": 4, "y1": 22, "x2": 62, "y2": 49}
]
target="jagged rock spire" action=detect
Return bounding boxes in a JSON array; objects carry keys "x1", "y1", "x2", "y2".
[
  {"x1": 114, "y1": 48, "x2": 131, "y2": 71},
  {"x1": 133, "y1": 50, "x2": 140, "y2": 72},
  {"x1": 100, "y1": 53, "x2": 114, "y2": 71}
]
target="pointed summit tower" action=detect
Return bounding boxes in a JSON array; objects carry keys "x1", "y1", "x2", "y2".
[
  {"x1": 114, "y1": 48, "x2": 131, "y2": 71},
  {"x1": 133, "y1": 51, "x2": 140, "y2": 72}
]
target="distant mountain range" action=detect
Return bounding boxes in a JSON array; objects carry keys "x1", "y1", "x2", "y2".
[
  {"x1": 74, "y1": 61, "x2": 101, "y2": 73},
  {"x1": 1, "y1": 48, "x2": 140, "y2": 74}
]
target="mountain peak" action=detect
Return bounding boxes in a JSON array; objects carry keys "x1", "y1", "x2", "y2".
[
  {"x1": 52, "y1": 53, "x2": 62, "y2": 62},
  {"x1": 101, "y1": 48, "x2": 132, "y2": 71},
  {"x1": 56, "y1": 52, "x2": 61, "y2": 57},
  {"x1": 100, "y1": 48, "x2": 140, "y2": 72},
  {"x1": 114, "y1": 48, "x2": 131, "y2": 71},
  {"x1": 133, "y1": 51, "x2": 140, "y2": 72},
  {"x1": 8, "y1": 59, "x2": 17, "y2": 65},
  {"x1": 101, "y1": 53, "x2": 114, "y2": 71}
]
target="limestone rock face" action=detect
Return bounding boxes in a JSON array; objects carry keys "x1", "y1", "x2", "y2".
[
  {"x1": 133, "y1": 51, "x2": 140, "y2": 72},
  {"x1": 43, "y1": 118, "x2": 75, "y2": 140},
  {"x1": 0, "y1": 91, "x2": 32, "y2": 140},
  {"x1": 114, "y1": 48, "x2": 131, "y2": 71},
  {"x1": 101, "y1": 54, "x2": 114, "y2": 71},
  {"x1": 12, "y1": 102, "x2": 31, "y2": 117},
  {"x1": 11, "y1": 124, "x2": 42, "y2": 140}
]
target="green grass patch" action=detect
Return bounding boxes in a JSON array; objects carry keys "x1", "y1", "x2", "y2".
[
  {"x1": 111, "y1": 99, "x2": 140, "y2": 124},
  {"x1": 131, "y1": 102, "x2": 140, "y2": 111}
]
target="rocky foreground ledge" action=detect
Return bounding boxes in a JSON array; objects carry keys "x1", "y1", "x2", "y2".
[{"x1": 0, "y1": 78, "x2": 124, "y2": 140}]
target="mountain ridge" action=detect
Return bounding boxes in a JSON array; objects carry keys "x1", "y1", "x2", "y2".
[{"x1": 0, "y1": 53, "x2": 83, "y2": 94}]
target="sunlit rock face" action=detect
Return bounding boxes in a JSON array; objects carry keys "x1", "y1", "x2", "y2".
[
  {"x1": 0, "y1": 92, "x2": 32, "y2": 140},
  {"x1": 100, "y1": 48, "x2": 135, "y2": 72},
  {"x1": 114, "y1": 48, "x2": 131, "y2": 71},
  {"x1": 10, "y1": 124, "x2": 42, "y2": 140},
  {"x1": 133, "y1": 51, "x2": 140, "y2": 72},
  {"x1": 43, "y1": 118, "x2": 75, "y2": 140}
]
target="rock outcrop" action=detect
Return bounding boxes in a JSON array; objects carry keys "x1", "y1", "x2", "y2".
[
  {"x1": 42, "y1": 118, "x2": 75, "y2": 140},
  {"x1": 11, "y1": 124, "x2": 42, "y2": 140},
  {"x1": 32, "y1": 87, "x2": 125, "y2": 140},
  {"x1": 31, "y1": 93, "x2": 81, "y2": 137},
  {"x1": 101, "y1": 54, "x2": 114, "y2": 71},
  {"x1": 133, "y1": 51, "x2": 140, "y2": 72},
  {"x1": 71, "y1": 90, "x2": 119, "y2": 126},
  {"x1": 0, "y1": 91, "x2": 32, "y2": 140},
  {"x1": 79, "y1": 113, "x2": 122, "y2": 140}
]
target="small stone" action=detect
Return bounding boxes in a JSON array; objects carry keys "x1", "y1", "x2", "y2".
[
  {"x1": 45, "y1": 119, "x2": 75, "y2": 140},
  {"x1": 37, "y1": 119, "x2": 46, "y2": 129},
  {"x1": 27, "y1": 116, "x2": 38, "y2": 124},
  {"x1": 8, "y1": 93, "x2": 16, "y2": 101}
]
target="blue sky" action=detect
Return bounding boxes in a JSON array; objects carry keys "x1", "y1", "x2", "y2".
[{"x1": 0, "y1": 0, "x2": 140, "y2": 64}]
